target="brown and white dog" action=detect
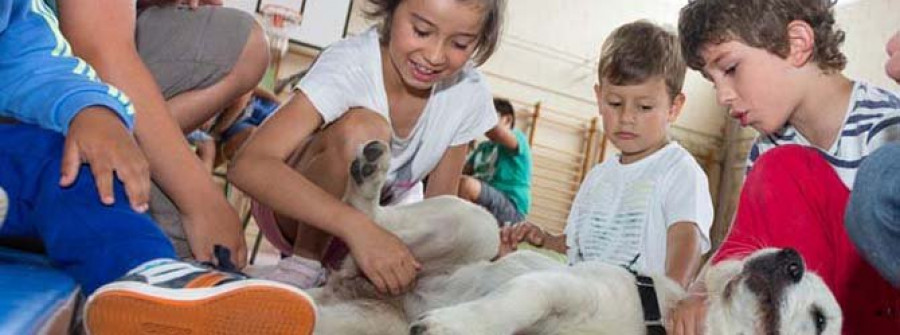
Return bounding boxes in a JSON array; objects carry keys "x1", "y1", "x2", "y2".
[{"x1": 306, "y1": 141, "x2": 842, "y2": 335}]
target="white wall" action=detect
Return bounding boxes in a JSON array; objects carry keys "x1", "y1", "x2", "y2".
[{"x1": 837, "y1": 0, "x2": 900, "y2": 90}]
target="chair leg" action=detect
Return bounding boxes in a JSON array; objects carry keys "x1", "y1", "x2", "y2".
[{"x1": 249, "y1": 232, "x2": 264, "y2": 265}]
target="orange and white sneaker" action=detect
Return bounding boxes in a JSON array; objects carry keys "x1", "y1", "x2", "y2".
[{"x1": 84, "y1": 259, "x2": 317, "y2": 335}]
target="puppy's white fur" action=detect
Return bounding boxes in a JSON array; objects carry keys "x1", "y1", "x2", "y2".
[
  {"x1": 309, "y1": 141, "x2": 842, "y2": 335},
  {"x1": 705, "y1": 249, "x2": 842, "y2": 335}
]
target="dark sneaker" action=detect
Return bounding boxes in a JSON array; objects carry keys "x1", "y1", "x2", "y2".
[{"x1": 84, "y1": 259, "x2": 316, "y2": 335}]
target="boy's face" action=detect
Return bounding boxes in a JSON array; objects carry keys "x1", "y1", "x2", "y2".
[
  {"x1": 700, "y1": 40, "x2": 803, "y2": 135},
  {"x1": 595, "y1": 77, "x2": 683, "y2": 163},
  {"x1": 386, "y1": 0, "x2": 483, "y2": 93}
]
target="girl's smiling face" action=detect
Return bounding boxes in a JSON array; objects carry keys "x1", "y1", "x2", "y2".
[{"x1": 384, "y1": 0, "x2": 484, "y2": 94}]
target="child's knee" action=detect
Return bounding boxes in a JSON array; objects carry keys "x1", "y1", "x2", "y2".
[
  {"x1": 858, "y1": 143, "x2": 900, "y2": 187},
  {"x1": 240, "y1": 22, "x2": 269, "y2": 83},
  {"x1": 322, "y1": 110, "x2": 390, "y2": 163}
]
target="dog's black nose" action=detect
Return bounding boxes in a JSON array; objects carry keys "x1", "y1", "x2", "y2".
[{"x1": 779, "y1": 248, "x2": 804, "y2": 283}]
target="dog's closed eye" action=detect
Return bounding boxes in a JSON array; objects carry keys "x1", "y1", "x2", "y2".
[{"x1": 811, "y1": 304, "x2": 827, "y2": 334}]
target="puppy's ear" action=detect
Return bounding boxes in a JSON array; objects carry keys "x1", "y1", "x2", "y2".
[{"x1": 706, "y1": 260, "x2": 743, "y2": 296}]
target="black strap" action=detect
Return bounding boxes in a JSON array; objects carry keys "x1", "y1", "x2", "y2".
[{"x1": 635, "y1": 274, "x2": 667, "y2": 335}]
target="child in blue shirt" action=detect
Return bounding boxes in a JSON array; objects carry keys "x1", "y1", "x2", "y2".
[{"x1": 0, "y1": 1, "x2": 314, "y2": 333}]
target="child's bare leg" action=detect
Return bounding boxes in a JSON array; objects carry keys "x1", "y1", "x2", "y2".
[
  {"x1": 166, "y1": 24, "x2": 268, "y2": 133},
  {"x1": 273, "y1": 109, "x2": 391, "y2": 259},
  {"x1": 457, "y1": 175, "x2": 482, "y2": 202}
]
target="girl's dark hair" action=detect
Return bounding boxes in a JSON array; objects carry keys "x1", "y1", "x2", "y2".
[
  {"x1": 679, "y1": 0, "x2": 846, "y2": 73},
  {"x1": 365, "y1": 0, "x2": 505, "y2": 66}
]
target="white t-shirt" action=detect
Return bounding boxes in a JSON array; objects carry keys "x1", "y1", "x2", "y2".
[
  {"x1": 748, "y1": 81, "x2": 900, "y2": 189},
  {"x1": 564, "y1": 142, "x2": 713, "y2": 275},
  {"x1": 296, "y1": 28, "x2": 498, "y2": 204}
]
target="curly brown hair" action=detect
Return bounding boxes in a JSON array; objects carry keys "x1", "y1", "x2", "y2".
[
  {"x1": 679, "y1": 0, "x2": 846, "y2": 73},
  {"x1": 365, "y1": 0, "x2": 505, "y2": 66},
  {"x1": 598, "y1": 21, "x2": 686, "y2": 101}
]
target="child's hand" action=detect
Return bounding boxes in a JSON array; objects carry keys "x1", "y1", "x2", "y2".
[
  {"x1": 667, "y1": 292, "x2": 709, "y2": 335},
  {"x1": 346, "y1": 222, "x2": 421, "y2": 296},
  {"x1": 887, "y1": 31, "x2": 900, "y2": 83},
  {"x1": 499, "y1": 221, "x2": 546, "y2": 253},
  {"x1": 182, "y1": 205, "x2": 247, "y2": 268},
  {"x1": 61, "y1": 107, "x2": 150, "y2": 213}
]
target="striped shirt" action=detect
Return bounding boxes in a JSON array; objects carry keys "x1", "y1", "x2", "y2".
[{"x1": 748, "y1": 81, "x2": 900, "y2": 189}]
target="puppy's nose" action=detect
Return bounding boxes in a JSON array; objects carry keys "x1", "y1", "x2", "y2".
[{"x1": 778, "y1": 248, "x2": 804, "y2": 283}]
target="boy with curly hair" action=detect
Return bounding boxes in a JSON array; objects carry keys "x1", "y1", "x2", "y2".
[{"x1": 670, "y1": 1, "x2": 900, "y2": 334}]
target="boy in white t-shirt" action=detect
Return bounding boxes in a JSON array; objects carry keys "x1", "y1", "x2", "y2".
[
  {"x1": 500, "y1": 20, "x2": 713, "y2": 288},
  {"x1": 228, "y1": 0, "x2": 505, "y2": 295}
]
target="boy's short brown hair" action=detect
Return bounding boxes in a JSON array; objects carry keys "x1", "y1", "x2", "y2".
[
  {"x1": 598, "y1": 20, "x2": 686, "y2": 100},
  {"x1": 679, "y1": 0, "x2": 846, "y2": 73},
  {"x1": 366, "y1": 0, "x2": 505, "y2": 66}
]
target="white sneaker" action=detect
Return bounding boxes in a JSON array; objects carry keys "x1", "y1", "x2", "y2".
[
  {"x1": 262, "y1": 256, "x2": 328, "y2": 289},
  {"x1": 84, "y1": 259, "x2": 317, "y2": 335}
]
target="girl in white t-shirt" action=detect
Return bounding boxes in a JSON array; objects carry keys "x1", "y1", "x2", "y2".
[
  {"x1": 228, "y1": 0, "x2": 505, "y2": 294},
  {"x1": 499, "y1": 21, "x2": 713, "y2": 289}
]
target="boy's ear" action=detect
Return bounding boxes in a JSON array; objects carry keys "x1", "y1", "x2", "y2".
[
  {"x1": 593, "y1": 83, "x2": 602, "y2": 100},
  {"x1": 668, "y1": 93, "x2": 686, "y2": 122},
  {"x1": 786, "y1": 20, "x2": 815, "y2": 68}
]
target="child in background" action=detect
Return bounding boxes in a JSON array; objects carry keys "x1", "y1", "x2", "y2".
[
  {"x1": 0, "y1": 1, "x2": 314, "y2": 334},
  {"x1": 228, "y1": 0, "x2": 506, "y2": 295},
  {"x1": 669, "y1": 1, "x2": 900, "y2": 334},
  {"x1": 459, "y1": 97, "x2": 533, "y2": 226},
  {"x1": 500, "y1": 21, "x2": 713, "y2": 289}
]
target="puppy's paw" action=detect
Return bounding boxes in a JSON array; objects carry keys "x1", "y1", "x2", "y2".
[
  {"x1": 409, "y1": 307, "x2": 490, "y2": 335},
  {"x1": 409, "y1": 316, "x2": 466, "y2": 335},
  {"x1": 350, "y1": 140, "x2": 389, "y2": 186}
]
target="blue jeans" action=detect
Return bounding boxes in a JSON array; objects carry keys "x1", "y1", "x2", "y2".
[
  {"x1": 846, "y1": 142, "x2": 900, "y2": 288},
  {"x1": 0, "y1": 124, "x2": 175, "y2": 294}
]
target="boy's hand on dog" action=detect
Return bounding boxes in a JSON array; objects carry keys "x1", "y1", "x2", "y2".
[
  {"x1": 348, "y1": 222, "x2": 421, "y2": 296},
  {"x1": 61, "y1": 107, "x2": 150, "y2": 213},
  {"x1": 887, "y1": 31, "x2": 900, "y2": 83},
  {"x1": 498, "y1": 222, "x2": 549, "y2": 258},
  {"x1": 668, "y1": 292, "x2": 708, "y2": 335}
]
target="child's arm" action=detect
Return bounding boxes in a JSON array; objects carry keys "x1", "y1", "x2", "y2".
[
  {"x1": 667, "y1": 262, "x2": 711, "y2": 335},
  {"x1": 228, "y1": 92, "x2": 421, "y2": 295},
  {"x1": 665, "y1": 222, "x2": 703, "y2": 288},
  {"x1": 484, "y1": 124, "x2": 520, "y2": 151},
  {"x1": 887, "y1": 31, "x2": 900, "y2": 83},
  {"x1": 0, "y1": 0, "x2": 149, "y2": 212},
  {"x1": 499, "y1": 222, "x2": 566, "y2": 256},
  {"x1": 424, "y1": 144, "x2": 470, "y2": 197},
  {"x1": 57, "y1": 0, "x2": 247, "y2": 268}
]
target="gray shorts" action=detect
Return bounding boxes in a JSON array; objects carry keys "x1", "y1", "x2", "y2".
[
  {"x1": 136, "y1": 5, "x2": 255, "y2": 99},
  {"x1": 475, "y1": 179, "x2": 525, "y2": 226},
  {"x1": 138, "y1": 5, "x2": 254, "y2": 259}
]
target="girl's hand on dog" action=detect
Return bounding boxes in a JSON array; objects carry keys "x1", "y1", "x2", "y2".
[{"x1": 347, "y1": 222, "x2": 421, "y2": 296}]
